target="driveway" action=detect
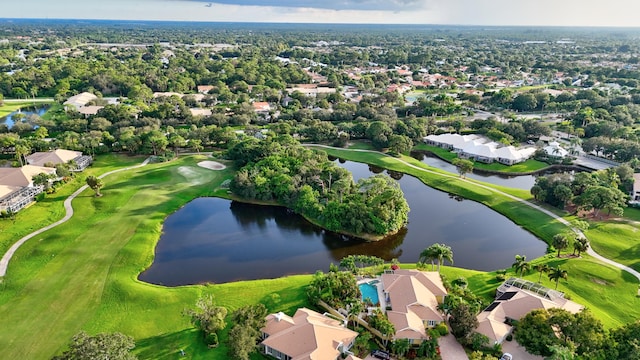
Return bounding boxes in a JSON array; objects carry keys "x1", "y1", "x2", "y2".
[
  {"x1": 438, "y1": 334, "x2": 469, "y2": 360},
  {"x1": 501, "y1": 340, "x2": 543, "y2": 360}
]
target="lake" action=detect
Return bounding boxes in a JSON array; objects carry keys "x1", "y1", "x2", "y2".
[
  {"x1": 139, "y1": 160, "x2": 547, "y2": 286},
  {"x1": 0, "y1": 105, "x2": 49, "y2": 128},
  {"x1": 412, "y1": 151, "x2": 538, "y2": 190}
]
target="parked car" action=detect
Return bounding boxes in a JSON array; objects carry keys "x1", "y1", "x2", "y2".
[
  {"x1": 372, "y1": 349, "x2": 391, "y2": 360},
  {"x1": 500, "y1": 353, "x2": 513, "y2": 360}
]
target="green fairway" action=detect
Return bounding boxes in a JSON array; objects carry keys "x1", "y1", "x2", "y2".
[
  {"x1": 585, "y1": 221, "x2": 640, "y2": 272},
  {"x1": 0, "y1": 155, "x2": 311, "y2": 359}
]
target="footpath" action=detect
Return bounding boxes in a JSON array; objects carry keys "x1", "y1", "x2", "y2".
[{"x1": 0, "y1": 158, "x2": 150, "y2": 277}]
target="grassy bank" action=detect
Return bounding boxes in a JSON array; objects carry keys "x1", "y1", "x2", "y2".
[{"x1": 0, "y1": 100, "x2": 54, "y2": 118}]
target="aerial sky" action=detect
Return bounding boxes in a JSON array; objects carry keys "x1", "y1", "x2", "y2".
[{"x1": 4, "y1": 0, "x2": 640, "y2": 27}]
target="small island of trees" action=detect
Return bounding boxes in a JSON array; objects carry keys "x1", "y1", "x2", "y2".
[{"x1": 227, "y1": 136, "x2": 410, "y2": 239}]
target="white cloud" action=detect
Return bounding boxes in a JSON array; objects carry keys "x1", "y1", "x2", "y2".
[{"x1": 3, "y1": 0, "x2": 640, "y2": 26}]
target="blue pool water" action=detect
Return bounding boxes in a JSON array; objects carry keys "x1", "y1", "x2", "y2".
[{"x1": 359, "y1": 283, "x2": 379, "y2": 305}]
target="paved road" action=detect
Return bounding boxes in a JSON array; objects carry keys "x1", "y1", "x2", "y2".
[
  {"x1": 3, "y1": 98, "x2": 55, "y2": 103},
  {"x1": 0, "y1": 158, "x2": 150, "y2": 277},
  {"x1": 307, "y1": 144, "x2": 640, "y2": 283}
]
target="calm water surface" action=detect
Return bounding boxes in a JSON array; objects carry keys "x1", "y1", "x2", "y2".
[
  {"x1": 0, "y1": 105, "x2": 49, "y2": 128},
  {"x1": 139, "y1": 161, "x2": 547, "y2": 285}
]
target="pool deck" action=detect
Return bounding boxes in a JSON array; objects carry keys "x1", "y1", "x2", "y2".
[{"x1": 357, "y1": 278, "x2": 387, "y2": 312}]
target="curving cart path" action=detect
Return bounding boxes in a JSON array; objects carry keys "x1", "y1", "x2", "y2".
[
  {"x1": 0, "y1": 158, "x2": 150, "y2": 277},
  {"x1": 307, "y1": 144, "x2": 640, "y2": 282}
]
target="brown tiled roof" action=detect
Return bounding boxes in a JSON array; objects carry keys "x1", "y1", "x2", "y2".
[
  {"x1": 261, "y1": 308, "x2": 357, "y2": 360},
  {"x1": 26, "y1": 149, "x2": 82, "y2": 167}
]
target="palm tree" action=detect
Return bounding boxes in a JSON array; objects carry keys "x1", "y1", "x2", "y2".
[
  {"x1": 552, "y1": 234, "x2": 570, "y2": 258},
  {"x1": 573, "y1": 237, "x2": 590, "y2": 257},
  {"x1": 347, "y1": 300, "x2": 363, "y2": 329},
  {"x1": 512, "y1": 255, "x2": 529, "y2": 276},
  {"x1": 431, "y1": 243, "x2": 453, "y2": 273},
  {"x1": 535, "y1": 264, "x2": 550, "y2": 283},
  {"x1": 548, "y1": 267, "x2": 569, "y2": 289},
  {"x1": 391, "y1": 338, "x2": 411, "y2": 358},
  {"x1": 419, "y1": 245, "x2": 438, "y2": 271}
]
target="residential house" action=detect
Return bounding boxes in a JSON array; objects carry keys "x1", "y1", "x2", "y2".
[
  {"x1": 64, "y1": 92, "x2": 98, "y2": 111},
  {"x1": 543, "y1": 141, "x2": 569, "y2": 158},
  {"x1": 287, "y1": 84, "x2": 336, "y2": 97},
  {"x1": 476, "y1": 278, "x2": 583, "y2": 344},
  {"x1": 424, "y1": 134, "x2": 536, "y2": 165},
  {"x1": 78, "y1": 105, "x2": 104, "y2": 118},
  {"x1": 26, "y1": 149, "x2": 92, "y2": 171},
  {"x1": 197, "y1": 85, "x2": 214, "y2": 94},
  {"x1": 260, "y1": 308, "x2": 359, "y2": 360},
  {"x1": 381, "y1": 269, "x2": 447, "y2": 343},
  {"x1": 0, "y1": 165, "x2": 57, "y2": 212}
]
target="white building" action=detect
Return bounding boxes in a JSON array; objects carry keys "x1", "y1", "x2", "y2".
[{"x1": 424, "y1": 134, "x2": 536, "y2": 165}]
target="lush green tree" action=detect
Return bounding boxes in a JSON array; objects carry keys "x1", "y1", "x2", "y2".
[
  {"x1": 391, "y1": 338, "x2": 410, "y2": 358},
  {"x1": 387, "y1": 134, "x2": 413, "y2": 155},
  {"x1": 610, "y1": 321, "x2": 640, "y2": 359},
  {"x1": 307, "y1": 270, "x2": 359, "y2": 309},
  {"x1": 552, "y1": 234, "x2": 570, "y2": 257},
  {"x1": 183, "y1": 295, "x2": 227, "y2": 347},
  {"x1": 548, "y1": 267, "x2": 569, "y2": 289},
  {"x1": 572, "y1": 237, "x2": 590, "y2": 256},
  {"x1": 452, "y1": 158, "x2": 474, "y2": 178},
  {"x1": 85, "y1": 175, "x2": 103, "y2": 197},
  {"x1": 535, "y1": 263, "x2": 550, "y2": 283},
  {"x1": 512, "y1": 93, "x2": 538, "y2": 112},
  {"x1": 52, "y1": 332, "x2": 137, "y2": 360},
  {"x1": 512, "y1": 254, "x2": 530, "y2": 276},
  {"x1": 449, "y1": 303, "x2": 478, "y2": 339},
  {"x1": 227, "y1": 304, "x2": 267, "y2": 360}
]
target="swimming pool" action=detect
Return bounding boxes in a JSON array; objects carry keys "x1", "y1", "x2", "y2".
[{"x1": 359, "y1": 283, "x2": 379, "y2": 305}]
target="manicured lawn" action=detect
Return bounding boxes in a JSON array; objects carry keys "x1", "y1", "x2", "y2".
[
  {"x1": 413, "y1": 143, "x2": 549, "y2": 173},
  {"x1": 585, "y1": 221, "x2": 640, "y2": 272},
  {"x1": 347, "y1": 141, "x2": 376, "y2": 150},
  {"x1": 0, "y1": 154, "x2": 143, "y2": 257},
  {"x1": 622, "y1": 207, "x2": 640, "y2": 222},
  {"x1": 0, "y1": 155, "x2": 312, "y2": 359}
]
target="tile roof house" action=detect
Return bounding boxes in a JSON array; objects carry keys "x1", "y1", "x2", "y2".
[
  {"x1": 260, "y1": 308, "x2": 358, "y2": 360},
  {"x1": 476, "y1": 278, "x2": 584, "y2": 344},
  {"x1": 424, "y1": 134, "x2": 536, "y2": 165},
  {"x1": 26, "y1": 149, "x2": 92, "y2": 171},
  {"x1": 63, "y1": 92, "x2": 98, "y2": 111},
  {"x1": 197, "y1": 85, "x2": 214, "y2": 94},
  {"x1": 630, "y1": 173, "x2": 640, "y2": 203},
  {"x1": 380, "y1": 269, "x2": 447, "y2": 343},
  {"x1": 0, "y1": 165, "x2": 57, "y2": 212}
]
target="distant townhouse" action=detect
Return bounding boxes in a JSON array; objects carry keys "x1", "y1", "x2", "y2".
[
  {"x1": 380, "y1": 269, "x2": 447, "y2": 343},
  {"x1": 475, "y1": 278, "x2": 583, "y2": 344},
  {"x1": 286, "y1": 84, "x2": 336, "y2": 97},
  {"x1": 260, "y1": 308, "x2": 360, "y2": 360}
]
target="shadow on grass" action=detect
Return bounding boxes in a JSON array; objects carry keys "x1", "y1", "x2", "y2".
[{"x1": 135, "y1": 328, "x2": 209, "y2": 359}]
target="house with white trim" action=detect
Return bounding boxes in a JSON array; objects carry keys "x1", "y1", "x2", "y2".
[
  {"x1": 0, "y1": 165, "x2": 57, "y2": 213},
  {"x1": 26, "y1": 149, "x2": 92, "y2": 171},
  {"x1": 424, "y1": 134, "x2": 536, "y2": 165}
]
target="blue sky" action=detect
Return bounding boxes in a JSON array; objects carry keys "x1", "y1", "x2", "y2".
[{"x1": 4, "y1": 0, "x2": 639, "y2": 26}]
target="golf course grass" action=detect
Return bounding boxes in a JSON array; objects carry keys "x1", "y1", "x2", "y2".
[
  {"x1": 1, "y1": 150, "x2": 639, "y2": 359},
  {"x1": 0, "y1": 100, "x2": 54, "y2": 118}
]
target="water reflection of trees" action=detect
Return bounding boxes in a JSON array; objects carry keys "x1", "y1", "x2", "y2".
[
  {"x1": 368, "y1": 164, "x2": 385, "y2": 174},
  {"x1": 324, "y1": 227, "x2": 406, "y2": 262},
  {"x1": 386, "y1": 170, "x2": 404, "y2": 180},
  {"x1": 230, "y1": 200, "x2": 405, "y2": 263}
]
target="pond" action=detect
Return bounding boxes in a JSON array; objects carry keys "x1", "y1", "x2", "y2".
[
  {"x1": 0, "y1": 105, "x2": 49, "y2": 129},
  {"x1": 411, "y1": 151, "x2": 538, "y2": 190},
  {"x1": 139, "y1": 160, "x2": 547, "y2": 286}
]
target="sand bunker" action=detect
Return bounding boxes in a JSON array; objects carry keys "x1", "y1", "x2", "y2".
[{"x1": 197, "y1": 161, "x2": 226, "y2": 170}]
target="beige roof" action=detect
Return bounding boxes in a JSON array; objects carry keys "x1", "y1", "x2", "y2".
[
  {"x1": 476, "y1": 288, "x2": 584, "y2": 344},
  {"x1": 78, "y1": 105, "x2": 104, "y2": 116},
  {"x1": 261, "y1": 308, "x2": 358, "y2": 360},
  {"x1": 197, "y1": 85, "x2": 214, "y2": 93},
  {"x1": 0, "y1": 184, "x2": 23, "y2": 199},
  {"x1": 190, "y1": 108, "x2": 212, "y2": 117},
  {"x1": 381, "y1": 270, "x2": 447, "y2": 340},
  {"x1": 633, "y1": 173, "x2": 640, "y2": 195},
  {"x1": 26, "y1": 149, "x2": 82, "y2": 167},
  {"x1": 0, "y1": 165, "x2": 56, "y2": 188},
  {"x1": 64, "y1": 92, "x2": 98, "y2": 110}
]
